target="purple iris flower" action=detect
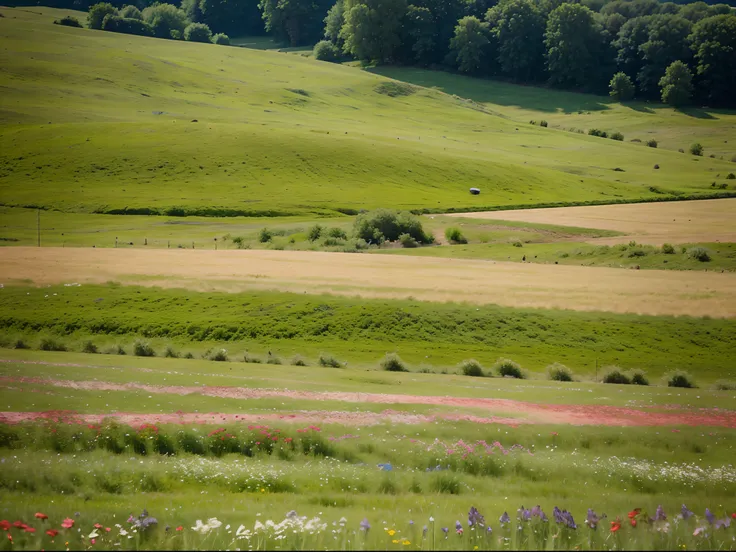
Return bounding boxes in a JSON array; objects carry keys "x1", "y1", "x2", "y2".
[
  {"x1": 681, "y1": 505, "x2": 694, "y2": 520},
  {"x1": 422, "y1": 525, "x2": 428, "y2": 537},
  {"x1": 655, "y1": 505, "x2": 667, "y2": 521},
  {"x1": 468, "y1": 507, "x2": 485, "y2": 527},
  {"x1": 714, "y1": 518, "x2": 731, "y2": 530},
  {"x1": 586, "y1": 509, "x2": 605, "y2": 529},
  {"x1": 499, "y1": 512, "x2": 510, "y2": 525},
  {"x1": 455, "y1": 521, "x2": 462, "y2": 531},
  {"x1": 359, "y1": 519, "x2": 370, "y2": 532},
  {"x1": 705, "y1": 509, "x2": 716, "y2": 525}
]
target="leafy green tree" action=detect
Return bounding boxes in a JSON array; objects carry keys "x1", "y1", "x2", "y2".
[
  {"x1": 449, "y1": 16, "x2": 490, "y2": 74},
  {"x1": 609, "y1": 71, "x2": 636, "y2": 100},
  {"x1": 197, "y1": 0, "x2": 263, "y2": 37},
  {"x1": 88, "y1": 2, "x2": 117, "y2": 29},
  {"x1": 119, "y1": 5, "x2": 142, "y2": 19},
  {"x1": 313, "y1": 39, "x2": 341, "y2": 60},
  {"x1": 689, "y1": 14, "x2": 736, "y2": 107},
  {"x1": 544, "y1": 3, "x2": 606, "y2": 89},
  {"x1": 659, "y1": 60, "x2": 693, "y2": 106},
  {"x1": 488, "y1": 0, "x2": 545, "y2": 81},
  {"x1": 184, "y1": 21, "x2": 212, "y2": 41},
  {"x1": 142, "y1": 3, "x2": 189, "y2": 39},
  {"x1": 602, "y1": 12, "x2": 626, "y2": 36},
  {"x1": 600, "y1": 0, "x2": 659, "y2": 19},
  {"x1": 260, "y1": 0, "x2": 333, "y2": 46},
  {"x1": 211, "y1": 32, "x2": 230, "y2": 44},
  {"x1": 101, "y1": 13, "x2": 153, "y2": 34},
  {"x1": 403, "y1": 5, "x2": 436, "y2": 64},
  {"x1": 614, "y1": 15, "x2": 653, "y2": 78},
  {"x1": 323, "y1": 0, "x2": 345, "y2": 44},
  {"x1": 339, "y1": 0, "x2": 407, "y2": 62},
  {"x1": 636, "y1": 14, "x2": 692, "y2": 97},
  {"x1": 679, "y1": 1, "x2": 713, "y2": 22}
]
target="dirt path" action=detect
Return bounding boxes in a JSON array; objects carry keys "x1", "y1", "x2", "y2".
[
  {"x1": 3, "y1": 376, "x2": 735, "y2": 427},
  {"x1": 2, "y1": 246, "x2": 735, "y2": 317},
  {"x1": 449, "y1": 198, "x2": 736, "y2": 246}
]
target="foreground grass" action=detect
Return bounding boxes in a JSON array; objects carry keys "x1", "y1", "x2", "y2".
[
  {"x1": 1, "y1": 284, "x2": 735, "y2": 381},
  {"x1": 1, "y1": 8, "x2": 735, "y2": 218}
]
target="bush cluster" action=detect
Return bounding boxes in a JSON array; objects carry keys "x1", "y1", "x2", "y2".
[
  {"x1": 459, "y1": 359, "x2": 485, "y2": 377},
  {"x1": 318, "y1": 353, "x2": 343, "y2": 368},
  {"x1": 353, "y1": 209, "x2": 432, "y2": 245},
  {"x1": 54, "y1": 16, "x2": 82, "y2": 27},
  {"x1": 445, "y1": 227, "x2": 467, "y2": 244},
  {"x1": 666, "y1": 370, "x2": 696, "y2": 388},
  {"x1": 546, "y1": 363, "x2": 573, "y2": 382},
  {"x1": 601, "y1": 366, "x2": 650, "y2": 385},
  {"x1": 380, "y1": 353, "x2": 408, "y2": 372},
  {"x1": 313, "y1": 40, "x2": 341, "y2": 62},
  {"x1": 494, "y1": 358, "x2": 524, "y2": 379}
]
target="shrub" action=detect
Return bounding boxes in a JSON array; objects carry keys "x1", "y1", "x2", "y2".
[
  {"x1": 646, "y1": 139, "x2": 658, "y2": 148},
  {"x1": 687, "y1": 246, "x2": 710, "y2": 262},
  {"x1": 40, "y1": 337, "x2": 67, "y2": 352},
  {"x1": 459, "y1": 359, "x2": 484, "y2": 377},
  {"x1": 399, "y1": 233, "x2": 419, "y2": 248},
  {"x1": 54, "y1": 16, "x2": 82, "y2": 27},
  {"x1": 546, "y1": 363, "x2": 573, "y2": 382},
  {"x1": 115, "y1": 344, "x2": 126, "y2": 355},
  {"x1": 290, "y1": 355, "x2": 308, "y2": 366},
  {"x1": 82, "y1": 341, "x2": 99, "y2": 354},
  {"x1": 678, "y1": 148, "x2": 684, "y2": 153},
  {"x1": 313, "y1": 40, "x2": 341, "y2": 62},
  {"x1": 588, "y1": 129, "x2": 608, "y2": 138},
  {"x1": 184, "y1": 352, "x2": 194, "y2": 359},
  {"x1": 445, "y1": 227, "x2": 467, "y2": 244},
  {"x1": 266, "y1": 356, "x2": 282, "y2": 365},
  {"x1": 204, "y1": 348, "x2": 228, "y2": 362},
  {"x1": 119, "y1": 5, "x2": 143, "y2": 19},
  {"x1": 608, "y1": 72, "x2": 635, "y2": 101},
  {"x1": 259, "y1": 228, "x2": 273, "y2": 243},
  {"x1": 142, "y1": 3, "x2": 188, "y2": 39},
  {"x1": 323, "y1": 237, "x2": 346, "y2": 247},
  {"x1": 601, "y1": 366, "x2": 630, "y2": 384},
  {"x1": 170, "y1": 29, "x2": 182, "y2": 39},
  {"x1": 627, "y1": 248, "x2": 647, "y2": 257},
  {"x1": 494, "y1": 358, "x2": 524, "y2": 379},
  {"x1": 13, "y1": 339, "x2": 30, "y2": 350},
  {"x1": 653, "y1": 164, "x2": 660, "y2": 169},
  {"x1": 629, "y1": 369, "x2": 649, "y2": 386},
  {"x1": 353, "y1": 209, "x2": 432, "y2": 245},
  {"x1": 318, "y1": 353, "x2": 343, "y2": 368},
  {"x1": 380, "y1": 353, "x2": 408, "y2": 372},
  {"x1": 102, "y1": 14, "x2": 153, "y2": 36},
  {"x1": 327, "y1": 227, "x2": 348, "y2": 240},
  {"x1": 184, "y1": 22, "x2": 212, "y2": 43},
  {"x1": 164, "y1": 345, "x2": 179, "y2": 358},
  {"x1": 610, "y1": 131, "x2": 624, "y2": 141},
  {"x1": 243, "y1": 352, "x2": 262, "y2": 364},
  {"x1": 88, "y1": 2, "x2": 117, "y2": 29},
  {"x1": 661, "y1": 243, "x2": 675, "y2": 254},
  {"x1": 307, "y1": 224, "x2": 323, "y2": 242},
  {"x1": 726, "y1": 173, "x2": 735, "y2": 180},
  {"x1": 666, "y1": 370, "x2": 696, "y2": 388},
  {"x1": 659, "y1": 60, "x2": 693, "y2": 107},
  {"x1": 211, "y1": 33, "x2": 229, "y2": 45},
  {"x1": 689, "y1": 143, "x2": 703, "y2": 156},
  {"x1": 540, "y1": 120, "x2": 548, "y2": 127},
  {"x1": 512, "y1": 241, "x2": 523, "y2": 248},
  {"x1": 713, "y1": 380, "x2": 736, "y2": 391},
  {"x1": 133, "y1": 340, "x2": 155, "y2": 357}
]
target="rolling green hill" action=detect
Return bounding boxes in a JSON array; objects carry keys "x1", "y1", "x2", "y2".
[{"x1": 1, "y1": 7, "x2": 735, "y2": 217}]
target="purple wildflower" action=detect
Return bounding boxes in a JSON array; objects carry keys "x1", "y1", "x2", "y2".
[
  {"x1": 486, "y1": 526, "x2": 493, "y2": 535},
  {"x1": 499, "y1": 512, "x2": 510, "y2": 525},
  {"x1": 714, "y1": 518, "x2": 731, "y2": 530},
  {"x1": 705, "y1": 509, "x2": 716, "y2": 525},
  {"x1": 553, "y1": 508, "x2": 577, "y2": 529},
  {"x1": 442, "y1": 527, "x2": 449, "y2": 538},
  {"x1": 359, "y1": 519, "x2": 370, "y2": 532},
  {"x1": 165, "y1": 525, "x2": 171, "y2": 532},
  {"x1": 422, "y1": 525, "x2": 428, "y2": 537},
  {"x1": 409, "y1": 520, "x2": 414, "y2": 526},
  {"x1": 681, "y1": 505, "x2": 694, "y2": 520},
  {"x1": 655, "y1": 505, "x2": 667, "y2": 521},
  {"x1": 287, "y1": 511, "x2": 298, "y2": 519},
  {"x1": 585, "y1": 509, "x2": 605, "y2": 530},
  {"x1": 468, "y1": 507, "x2": 485, "y2": 528},
  {"x1": 455, "y1": 520, "x2": 462, "y2": 531}
]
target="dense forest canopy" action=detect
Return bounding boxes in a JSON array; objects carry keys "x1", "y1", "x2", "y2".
[{"x1": 24, "y1": 0, "x2": 736, "y2": 107}]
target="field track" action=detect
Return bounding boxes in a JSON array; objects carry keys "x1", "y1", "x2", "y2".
[
  {"x1": 1, "y1": 246, "x2": 735, "y2": 317},
  {"x1": 449, "y1": 198, "x2": 736, "y2": 245}
]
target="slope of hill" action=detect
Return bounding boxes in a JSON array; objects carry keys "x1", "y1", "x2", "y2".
[{"x1": 1, "y1": 7, "x2": 734, "y2": 217}]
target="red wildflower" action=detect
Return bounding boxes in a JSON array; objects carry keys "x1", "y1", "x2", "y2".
[
  {"x1": 610, "y1": 519, "x2": 622, "y2": 533},
  {"x1": 94, "y1": 524, "x2": 103, "y2": 529},
  {"x1": 255, "y1": 441, "x2": 260, "y2": 445},
  {"x1": 24, "y1": 527, "x2": 36, "y2": 534},
  {"x1": 7, "y1": 534, "x2": 12, "y2": 543},
  {"x1": 90, "y1": 538, "x2": 96, "y2": 545},
  {"x1": 13, "y1": 521, "x2": 25, "y2": 528},
  {"x1": 105, "y1": 528, "x2": 111, "y2": 532},
  {"x1": 46, "y1": 529, "x2": 59, "y2": 537},
  {"x1": 176, "y1": 526, "x2": 183, "y2": 532},
  {"x1": 61, "y1": 518, "x2": 74, "y2": 529},
  {"x1": 731, "y1": 513, "x2": 736, "y2": 519},
  {"x1": 0, "y1": 521, "x2": 10, "y2": 531},
  {"x1": 284, "y1": 438, "x2": 293, "y2": 443},
  {"x1": 35, "y1": 513, "x2": 48, "y2": 520},
  {"x1": 550, "y1": 432, "x2": 559, "y2": 436}
]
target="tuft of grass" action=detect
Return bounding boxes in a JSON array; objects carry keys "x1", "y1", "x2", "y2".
[
  {"x1": 114, "y1": 344, "x2": 126, "y2": 355},
  {"x1": 204, "y1": 348, "x2": 228, "y2": 362},
  {"x1": 686, "y1": 247, "x2": 710, "y2": 262},
  {"x1": 244, "y1": 352, "x2": 262, "y2": 363},
  {"x1": 629, "y1": 369, "x2": 649, "y2": 386},
  {"x1": 133, "y1": 340, "x2": 155, "y2": 357},
  {"x1": 39, "y1": 337, "x2": 67, "y2": 352},
  {"x1": 184, "y1": 352, "x2": 195, "y2": 359},
  {"x1": 164, "y1": 345, "x2": 179, "y2": 358},
  {"x1": 602, "y1": 366, "x2": 631, "y2": 385},
  {"x1": 82, "y1": 340, "x2": 98, "y2": 354},
  {"x1": 445, "y1": 227, "x2": 468, "y2": 244},
  {"x1": 259, "y1": 228, "x2": 273, "y2": 243},
  {"x1": 546, "y1": 362, "x2": 573, "y2": 382},
  {"x1": 712, "y1": 379, "x2": 736, "y2": 391},
  {"x1": 380, "y1": 353, "x2": 409, "y2": 372},
  {"x1": 399, "y1": 233, "x2": 419, "y2": 248},
  {"x1": 290, "y1": 354, "x2": 308, "y2": 366},
  {"x1": 458, "y1": 359, "x2": 485, "y2": 377},
  {"x1": 646, "y1": 139, "x2": 658, "y2": 148},
  {"x1": 318, "y1": 353, "x2": 343, "y2": 368},
  {"x1": 266, "y1": 356, "x2": 283, "y2": 365},
  {"x1": 666, "y1": 370, "x2": 696, "y2": 388},
  {"x1": 494, "y1": 358, "x2": 524, "y2": 379},
  {"x1": 610, "y1": 131, "x2": 624, "y2": 141},
  {"x1": 689, "y1": 143, "x2": 704, "y2": 156},
  {"x1": 661, "y1": 243, "x2": 675, "y2": 254}
]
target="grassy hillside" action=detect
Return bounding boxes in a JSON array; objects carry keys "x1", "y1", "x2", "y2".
[{"x1": 1, "y1": 7, "x2": 735, "y2": 217}]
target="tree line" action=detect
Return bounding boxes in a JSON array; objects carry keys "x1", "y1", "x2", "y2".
[{"x1": 50, "y1": 0, "x2": 736, "y2": 107}]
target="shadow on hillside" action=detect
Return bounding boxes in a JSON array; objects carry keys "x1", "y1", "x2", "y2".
[
  {"x1": 627, "y1": 104, "x2": 655, "y2": 114},
  {"x1": 366, "y1": 66, "x2": 611, "y2": 114},
  {"x1": 677, "y1": 107, "x2": 717, "y2": 120}
]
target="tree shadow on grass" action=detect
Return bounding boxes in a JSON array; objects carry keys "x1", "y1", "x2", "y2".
[
  {"x1": 626, "y1": 103, "x2": 655, "y2": 114},
  {"x1": 366, "y1": 66, "x2": 611, "y2": 114},
  {"x1": 677, "y1": 107, "x2": 717, "y2": 120}
]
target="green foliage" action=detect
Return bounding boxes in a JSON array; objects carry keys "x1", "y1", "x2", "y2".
[
  {"x1": 488, "y1": 0, "x2": 545, "y2": 81},
  {"x1": 290, "y1": 354, "x2": 308, "y2": 366},
  {"x1": 243, "y1": 352, "x2": 262, "y2": 363},
  {"x1": 398, "y1": 233, "x2": 419, "y2": 248},
  {"x1": 39, "y1": 337, "x2": 67, "y2": 352},
  {"x1": 327, "y1": 227, "x2": 348, "y2": 240},
  {"x1": 211, "y1": 33, "x2": 230, "y2": 45},
  {"x1": 727, "y1": 173, "x2": 735, "y2": 180},
  {"x1": 659, "y1": 60, "x2": 694, "y2": 106},
  {"x1": 88, "y1": 3, "x2": 117, "y2": 29},
  {"x1": 260, "y1": 0, "x2": 334, "y2": 47},
  {"x1": 313, "y1": 40, "x2": 341, "y2": 61},
  {"x1": 445, "y1": 227, "x2": 467, "y2": 244},
  {"x1": 119, "y1": 5, "x2": 143, "y2": 20},
  {"x1": 142, "y1": 3, "x2": 189, "y2": 39},
  {"x1": 204, "y1": 348, "x2": 228, "y2": 361},
  {"x1": 340, "y1": 0, "x2": 407, "y2": 62},
  {"x1": 494, "y1": 358, "x2": 524, "y2": 379},
  {"x1": 259, "y1": 228, "x2": 273, "y2": 243},
  {"x1": 353, "y1": 209, "x2": 432, "y2": 245},
  {"x1": 13, "y1": 339, "x2": 29, "y2": 350},
  {"x1": 164, "y1": 345, "x2": 179, "y2": 358},
  {"x1": 689, "y1": 14, "x2": 736, "y2": 107},
  {"x1": 638, "y1": 15, "x2": 692, "y2": 98},
  {"x1": 609, "y1": 72, "x2": 635, "y2": 101},
  {"x1": 318, "y1": 353, "x2": 343, "y2": 368},
  {"x1": 82, "y1": 340, "x2": 99, "y2": 354},
  {"x1": 133, "y1": 340, "x2": 155, "y2": 357},
  {"x1": 546, "y1": 362, "x2": 573, "y2": 382},
  {"x1": 102, "y1": 14, "x2": 154, "y2": 36},
  {"x1": 661, "y1": 243, "x2": 675, "y2": 254},
  {"x1": 647, "y1": 139, "x2": 658, "y2": 148},
  {"x1": 629, "y1": 369, "x2": 649, "y2": 386},
  {"x1": 686, "y1": 246, "x2": 710, "y2": 262},
  {"x1": 266, "y1": 355, "x2": 282, "y2": 365},
  {"x1": 459, "y1": 358, "x2": 485, "y2": 377},
  {"x1": 380, "y1": 353, "x2": 408, "y2": 372},
  {"x1": 602, "y1": 366, "x2": 631, "y2": 384},
  {"x1": 374, "y1": 82, "x2": 416, "y2": 97},
  {"x1": 666, "y1": 370, "x2": 696, "y2": 388},
  {"x1": 540, "y1": 120, "x2": 548, "y2": 127},
  {"x1": 114, "y1": 344, "x2": 126, "y2": 355},
  {"x1": 449, "y1": 16, "x2": 490, "y2": 74},
  {"x1": 587, "y1": 128, "x2": 608, "y2": 138},
  {"x1": 54, "y1": 16, "x2": 82, "y2": 27},
  {"x1": 323, "y1": 0, "x2": 345, "y2": 44},
  {"x1": 184, "y1": 22, "x2": 212, "y2": 42},
  {"x1": 610, "y1": 131, "x2": 624, "y2": 141},
  {"x1": 713, "y1": 379, "x2": 736, "y2": 391},
  {"x1": 184, "y1": 352, "x2": 195, "y2": 359},
  {"x1": 689, "y1": 142, "x2": 704, "y2": 156},
  {"x1": 307, "y1": 224, "x2": 324, "y2": 242}
]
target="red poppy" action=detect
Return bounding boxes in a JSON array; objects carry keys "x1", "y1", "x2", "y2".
[
  {"x1": 61, "y1": 518, "x2": 74, "y2": 529},
  {"x1": 90, "y1": 538, "x2": 96, "y2": 545},
  {"x1": 13, "y1": 521, "x2": 25, "y2": 528},
  {"x1": 24, "y1": 527, "x2": 36, "y2": 534},
  {"x1": 46, "y1": 529, "x2": 59, "y2": 537},
  {"x1": 610, "y1": 519, "x2": 622, "y2": 533},
  {"x1": 0, "y1": 521, "x2": 10, "y2": 532},
  {"x1": 176, "y1": 526, "x2": 183, "y2": 532},
  {"x1": 35, "y1": 513, "x2": 48, "y2": 521},
  {"x1": 627, "y1": 509, "x2": 640, "y2": 519},
  {"x1": 732, "y1": 513, "x2": 736, "y2": 519},
  {"x1": 105, "y1": 528, "x2": 111, "y2": 532},
  {"x1": 94, "y1": 523, "x2": 103, "y2": 529}
]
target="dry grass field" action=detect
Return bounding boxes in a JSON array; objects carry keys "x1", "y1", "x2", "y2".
[
  {"x1": 2, "y1": 246, "x2": 735, "y2": 317},
  {"x1": 449, "y1": 198, "x2": 736, "y2": 245}
]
